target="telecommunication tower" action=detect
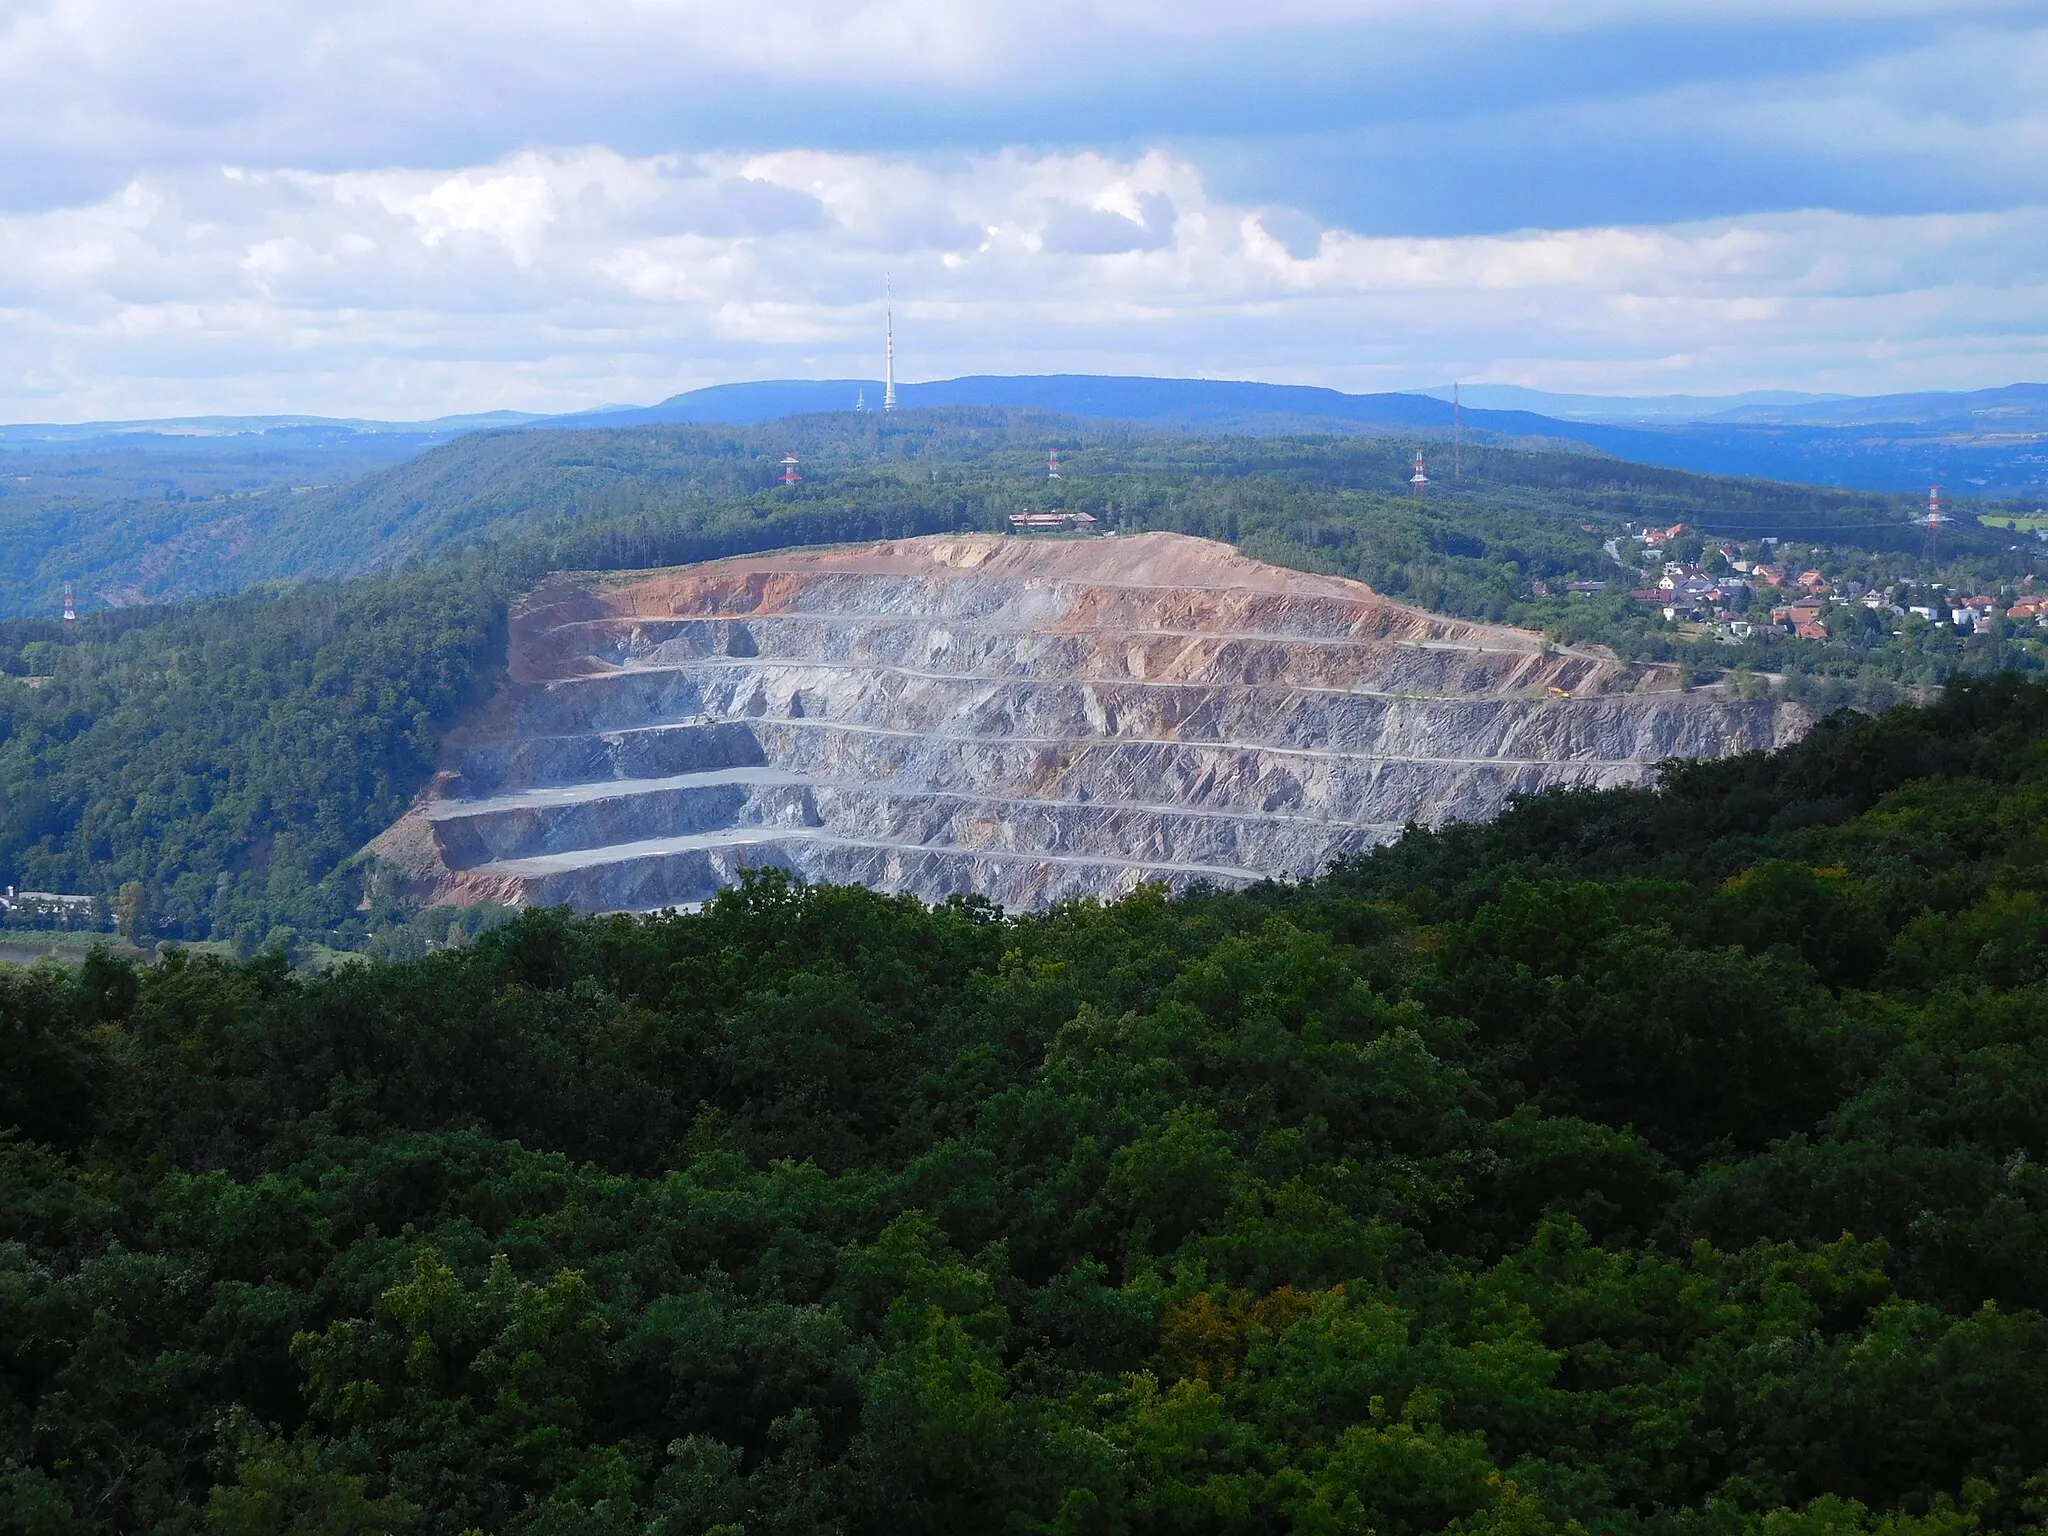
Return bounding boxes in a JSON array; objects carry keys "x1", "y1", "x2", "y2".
[
  {"x1": 62, "y1": 582, "x2": 75, "y2": 624},
  {"x1": 780, "y1": 451, "x2": 802, "y2": 486},
  {"x1": 1919, "y1": 484, "x2": 1949, "y2": 563},
  {"x1": 1410, "y1": 450, "x2": 1429, "y2": 497},
  {"x1": 883, "y1": 274, "x2": 897, "y2": 411},
  {"x1": 1047, "y1": 448, "x2": 1062, "y2": 480},
  {"x1": 855, "y1": 388, "x2": 866, "y2": 413}
]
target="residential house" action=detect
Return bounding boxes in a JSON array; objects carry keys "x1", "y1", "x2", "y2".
[{"x1": 1773, "y1": 597, "x2": 1827, "y2": 631}]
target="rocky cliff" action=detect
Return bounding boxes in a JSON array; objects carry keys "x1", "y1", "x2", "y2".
[{"x1": 365, "y1": 533, "x2": 1811, "y2": 911}]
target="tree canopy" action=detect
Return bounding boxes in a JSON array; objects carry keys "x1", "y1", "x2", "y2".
[{"x1": 5, "y1": 676, "x2": 2048, "y2": 1533}]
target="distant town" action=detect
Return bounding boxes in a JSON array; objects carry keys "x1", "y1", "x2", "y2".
[{"x1": 1543, "y1": 519, "x2": 2048, "y2": 648}]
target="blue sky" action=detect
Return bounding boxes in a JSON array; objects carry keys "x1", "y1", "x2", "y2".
[{"x1": 0, "y1": 1, "x2": 2043, "y2": 419}]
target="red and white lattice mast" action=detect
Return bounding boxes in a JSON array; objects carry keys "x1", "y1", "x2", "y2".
[
  {"x1": 780, "y1": 451, "x2": 802, "y2": 486},
  {"x1": 1410, "y1": 450, "x2": 1429, "y2": 497},
  {"x1": 62, "y1": 582, "x2": 75, "y2": 625},
  {"x1": 1047, "y1": 448, "x2": 1062, "y2": 480},
  {"x1": 1920, "y1": 484, "x2": 1949, "y2": 563}
]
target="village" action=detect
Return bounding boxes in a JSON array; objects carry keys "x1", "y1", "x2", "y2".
[
  {"x1": 0, "y1": 885, "x2": 100, "y2": 927},
  {"x1": 1578, "y1": 520, "x2": 2048, "y2": 647}
]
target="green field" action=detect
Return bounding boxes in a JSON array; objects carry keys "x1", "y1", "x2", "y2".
[{"x1": 0, "y1": 930, "x2": 150, "y2": 965}]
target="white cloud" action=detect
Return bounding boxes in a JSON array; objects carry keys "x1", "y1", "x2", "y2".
[
  {"x1": 1, "y1": 3, "x2": 2035, "y2": 209},
  {"x1": 1, "y1": 1, "x2": 2045, "y2": 422},
  {"x1": 0, "y1": 143, "x2": 2044, "y2": 419}
]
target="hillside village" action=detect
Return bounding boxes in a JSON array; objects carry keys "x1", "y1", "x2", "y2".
[{"x1": 1588, "y1": 519, "x2": 2048, "y2": 645}]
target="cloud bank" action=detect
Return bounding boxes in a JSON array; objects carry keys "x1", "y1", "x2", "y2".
[{"x1": 0, "y1": 2, "x2": 2043, "y2": 416}]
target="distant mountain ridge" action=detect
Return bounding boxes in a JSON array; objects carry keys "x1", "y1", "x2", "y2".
[
  {"x1": 547, "y1": 374, "x2": 1641, "y2": 439},
  {"x1": 0, "y1": 409, "x2": 541, "y2": 448},
  {"x1": 1704, "y1": 382, "x2": 2048, "y2": 430},
  {"x1": 9, "y1": 374, "x2": 2048, "y2": 497},
  {"x1": 1428, "y1": 381, "x2": 2048, "y2": 432},
  {"x1": 550, "y1": 374, "x2": 2048, "y2": 497},
  {"x1": 19, "y1": 376, "x2": 2048, "y2": 441},
  {"x1": 1414, "y1": 385, "x2": 1851, "y2": 423}
]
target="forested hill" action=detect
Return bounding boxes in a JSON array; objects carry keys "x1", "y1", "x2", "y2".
[
  {"x1": 8, "y1": 410, "x2": 2011, "y2": 618},
  {"x1": 156, "y1": 416, "x2": 2017, "y2": 589},
  {"x1": 5, "y1": 675, "x2": 2048, "y2": 1532},
  {"x1": 6, "y1": 412, "x2": 1089, "y2": 611},
  {"x1": 0, "y1": 437, "x2": 423, "y2": 622},
  {"x1": 567, "y1": 375, "x2": 2048, "y2": 495}
]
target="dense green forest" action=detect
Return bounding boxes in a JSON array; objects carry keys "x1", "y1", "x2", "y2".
[
  {"x1": 7, "y1": 407, "x2": 2025, "y2": 619},
  {"x1": 191, "y1": 414, "x2": 2026, "y2": 591},
  {"x1": 4, "y1": 676, "x2": 2048, "y2": 1533},
  {"x1": 0, "y1": 439, "x2": 427, "y2": 620},
  {"x1": 0, "y1": 566, "x2": 504, "y2": 950},
  {"x1": 158, "y1": 415, "x2": 2048, "y2": 700},
  {"x1": 3, "y1": 415, "x2": 2040, "y2": 948}
]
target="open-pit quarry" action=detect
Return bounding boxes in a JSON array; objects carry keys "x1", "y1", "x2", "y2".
[{"x1": 364, "y1": 532, "x2": 1812, "y2": 912}]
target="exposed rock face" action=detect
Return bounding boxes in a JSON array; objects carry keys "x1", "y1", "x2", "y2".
[{"x1": 367, "y1": 533, "x2": 1810, "y2": 911}]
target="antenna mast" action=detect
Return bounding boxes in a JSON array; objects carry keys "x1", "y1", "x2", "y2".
[
  {"x1": 62, "y1": 582, "x2": 75, "y2": 625},
  {"x1": 1410, "y1": 450, "x2": 1429, "y2": 498},
  {"x1": 1047, "y1": 448, "x2": 1062, "y2": 481},
  {"x1": 883, "y1": 274, "x2": 897, "y2": 411},
  {"x1": 1919, "y1": 484, "x2": 1948, "y2": 564},
  {"x1": 780, "y1": 451, "x2": 802, "y2": 486}
]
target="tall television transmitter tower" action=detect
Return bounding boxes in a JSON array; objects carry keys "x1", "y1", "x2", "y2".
[{"x1": 883, "y1": 275, "x2": 898, "y2": 411}]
